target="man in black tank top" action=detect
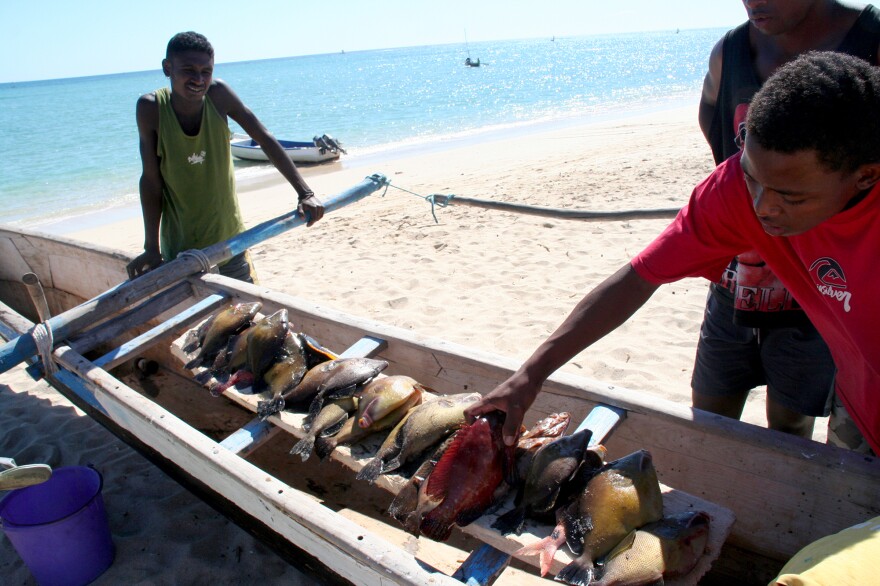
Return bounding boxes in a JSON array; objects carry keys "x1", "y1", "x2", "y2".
[{"x1": 693, "y1": 1, "x2": 880, "y2": 452}]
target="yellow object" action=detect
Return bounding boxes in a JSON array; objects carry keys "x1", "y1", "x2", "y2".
[{"x1": 771, "y1": 516, "x2": 880, "y2": 586}]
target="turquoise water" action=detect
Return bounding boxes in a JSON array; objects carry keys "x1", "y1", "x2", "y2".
[{"x1": 0, "y1": 29, "x2": 722, "y2": 228}]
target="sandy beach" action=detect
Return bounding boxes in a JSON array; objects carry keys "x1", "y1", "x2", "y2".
[{"x1": 1, "y1": 105, "x2": 827, "y2": 582}]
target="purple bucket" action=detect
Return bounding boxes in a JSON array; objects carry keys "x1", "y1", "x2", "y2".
[{"x1": 0, "y1": 466, "x2": 115, "y2": 586}]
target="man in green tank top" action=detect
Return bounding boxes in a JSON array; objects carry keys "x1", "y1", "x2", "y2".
[{"x1": 126, "y1": 31, "x2": 324, "y2": 283}]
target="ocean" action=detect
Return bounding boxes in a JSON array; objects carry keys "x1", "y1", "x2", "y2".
[{"x1": 0, "y1": 28, "x2": 723, "y2": 231}]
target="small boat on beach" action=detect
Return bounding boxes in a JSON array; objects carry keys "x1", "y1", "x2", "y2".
[
  {"x1": 230, "y1": 134, "x2": 346, "y2": 164},
  {"x1": 0, "y1": 176, "x2": 878, "y2": 585}
]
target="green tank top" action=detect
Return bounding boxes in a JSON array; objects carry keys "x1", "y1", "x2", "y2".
[{"x1": 155, "y1": 87, "x2": 243, "y2": 261}]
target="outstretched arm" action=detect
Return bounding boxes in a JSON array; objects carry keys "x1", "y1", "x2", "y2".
[
  {"x1": 211, "y1": 80, "x2": 324, "y2": 226},
  {"x1": 127, "y1": 93, "x2": 165, "y2": 279},
  {"x1": 464, "y1": 263, "x2": 660, "y2": 444}
]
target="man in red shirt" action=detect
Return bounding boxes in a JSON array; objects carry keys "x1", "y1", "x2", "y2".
[{"x1": 466, "y1": 52, "x2": 880, "y2": 456}]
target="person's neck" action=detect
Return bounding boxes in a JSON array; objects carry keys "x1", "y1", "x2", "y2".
[{"x1": 759, "y1": 1, "x2": 851, "y2": 58}]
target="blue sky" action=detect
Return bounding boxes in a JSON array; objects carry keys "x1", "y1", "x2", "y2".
[{"x1": 0, "y1": 1, "x2": 746, "y2": 83}]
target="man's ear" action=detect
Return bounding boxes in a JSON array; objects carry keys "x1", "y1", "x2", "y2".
[
  {"x1": 855, "y1": 162, "x2": 880, "y2": 191},
  {"x1": 161, "y1": 59, "x2": 171, "y2": 77}
]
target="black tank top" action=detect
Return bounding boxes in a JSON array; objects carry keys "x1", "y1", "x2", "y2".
[
  {"x1": 707, "y1": 5, "x2": 880, "y2": 164},
  {"x1": 706, "y1": 5, "x2": 880, "y2": 327}
]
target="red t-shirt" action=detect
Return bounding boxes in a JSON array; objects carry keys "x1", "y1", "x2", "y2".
[{"x1": 632, "y1": 153, "x2": 880, "y2": 453}]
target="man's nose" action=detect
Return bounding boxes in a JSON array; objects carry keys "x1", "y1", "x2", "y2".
[{"x1": 753, "y1": 188, "x2": 780, "y2": 217}]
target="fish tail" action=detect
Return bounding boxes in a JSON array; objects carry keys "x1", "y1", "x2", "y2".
[
  {"x1": 307, "y1": 395, "x2": 325, "y2": 423},
  {"x1": 184, "y1": 355, "x2": 203, "y2": 370},
  {"x1": 314, "y1": 435, "x2": 337, "y2": 460},
  {"x1": 356, "y1": 457, "x2": 383, "y2": 483},
  {"x1": 288, "y1": 435, "x2": 314, "y2": 462},
  {"x1": 514, "y1": 535, "x2": 561, "y2": 578},
  {"x1": 554, "y1": 557, "x2": 595, "y2": 586},
  {"x1": 193, "y1": 369, "x2": 215, "y2": 386},
  {"x1": 257, "y1": 397, "x2": 285, "y2": 420},
  {"x1": 491, "y1": 506, "x2": 526, "y2": 536}
]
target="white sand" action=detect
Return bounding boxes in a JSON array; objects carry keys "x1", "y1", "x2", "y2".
[{"x1": 1, "y1": 105, "x2": 828, "y2": 583}]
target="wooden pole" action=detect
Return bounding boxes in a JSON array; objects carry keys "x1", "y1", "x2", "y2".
[
  {"x1": 0, "y1": 174, "x2": 389, "y2": 374},
  {"x1": 432, "y1": 194, "x2": 680, "y2": 222}
]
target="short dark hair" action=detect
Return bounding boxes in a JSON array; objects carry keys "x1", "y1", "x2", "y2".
[
  {"x1": 166, "y1": 31, "x2": 214, "y2": 60},
  {"x1": 747, "y1": 51, "x2": 880, "y2": 173}
]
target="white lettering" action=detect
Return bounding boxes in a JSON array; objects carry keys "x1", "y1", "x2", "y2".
[{"x1": 816, "y1": 284, "x2": 852, "y2": 312}]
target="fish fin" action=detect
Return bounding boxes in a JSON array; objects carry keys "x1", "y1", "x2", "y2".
[
  {"x1": 564, "y1": 509, "x2": 592, "y2": 556},
  {"x1": 421, "y1": 428, "x2": 469, "y2": 499},
  {"x1": 307, "y1": 394, "x2": 326, "y2": 423},
  {"x1": 313, "y1": 435, "x2": 337, "y2": 460},
  {"x1": 419, "y1": 515, "x2": 453, "y2": 542},
  {"x1": 288, "y1": 436, "x2": 314, "y2": 462},
  {"x1": 514, "y1": 536, "x2": 560, "y2": 577},
  {"x1": 599, "y1": 529, "x2": 637, "y2": 566},
  {"x1": 554, "y1": 557, "x2": 594, "y2": 586},
  {"x1": 257, "y1": 397, "x2": 285, "y2": 420},
  {"x1": 356, "y1": 457, "x2": 383, "y2": 483},
  {"x1": 387, "y1": 482, "x2": 418, "y2": 524},
  {"x1": 193, "y1": 369, "x2": 215, "y2": 387},
  {"x1": 491, "y1": 506, "x2": 526, "y2": 536},
  {"x1": 184, "y1": 355, "x2": 203, "y2": 370},
  {"x1": 320, "y1": 417, "x2": 349, "y2": 438}
]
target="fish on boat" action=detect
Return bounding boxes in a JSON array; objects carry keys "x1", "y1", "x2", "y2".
[
  {"x1": 591, "y1": 511, "x2": 711, "y2": 586},
  {"x1": 289, "y1": 396, "x2": 358, "y2": 461},
  {"x1": 492, "y1": 427, "x2": 594, "y2": 536},
  {"x1": 314, "y1": 374, "x2": 424, "y2": 460},
  {"x1": 183, "y1": 301, "x2": 262, "y2": 369},
  {"x1": 357, "y1": 392, "x2": 480, "y2": 483},
  {"x1": 304, "y1": 357, "x2": 389, "y2": 421},
  {"x1": 413, "y1": 412, "x2": 516, "y2": 542},
  {"x1": 2, "y1": 225, "x2": 878, "y2": 585}
]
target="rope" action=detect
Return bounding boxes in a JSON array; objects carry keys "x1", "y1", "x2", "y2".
[
  {"x1": 385, "y1": 183, "x2": 449, "y2": 223},
  {"x1": 178, "y1": 249, "x2": 216, "y2": 273},
  {"x1": 31, "y1": 322, "x2": 58, "y2": 376}
]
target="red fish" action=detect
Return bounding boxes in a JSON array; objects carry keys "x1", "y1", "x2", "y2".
[{"x1": 415, "y1": 413, "x2": 514, "y2": 541}]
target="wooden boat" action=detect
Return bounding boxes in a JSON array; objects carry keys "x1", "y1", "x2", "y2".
[
  {"x1": 0, "y1": 178, "x2": 878, "y2": 585},
  {"x1": 230, "y1": 134, "x2": 345, "y2": 163}
]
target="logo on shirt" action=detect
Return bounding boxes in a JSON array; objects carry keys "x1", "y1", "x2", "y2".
[
  {"x1": 809, "y1": 257, "x2": 851, "y2": 312},
  {"x1": 188, "y1": 151, "x2": 206, "y2": 165}
]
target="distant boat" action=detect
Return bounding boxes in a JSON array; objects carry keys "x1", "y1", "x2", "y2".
[
  {"x1": 230, "y1": 133, "x2": 345, "y2": 164},
  {"x1": 463, "y1": 28, "x2": 480, "y2": 67}
]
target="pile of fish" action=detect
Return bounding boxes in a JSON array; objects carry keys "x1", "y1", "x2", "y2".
[{"x1": 183, "y1": 303, "x2": 711, "y2": 585}]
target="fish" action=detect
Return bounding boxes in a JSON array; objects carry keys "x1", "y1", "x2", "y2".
[
  {"x1": 303, "y1": 357, "x2": 389, "y2": 422},
  {"x1": 357, "y1": 392, "x2": 480, "y2": 483},
  {"x1": 492, "y1": 427, "x2": 593, "y2": 536},
  {"x1": 289, "y1": 396, "x2": 358, "y2": 461},
  {"x1": 313, "y1": 375, "x2": 423, "y2": 460},
  {"x1": 255, "y1": 330, "x2": 309, "y2": 419},
  {"x1": 553, "y1": 449, "x2": 664, "y2": 586},
  {"x1": 590, "y1": 511, "x2": 710, "y2": 586},
  {"x1": 245, "y1": 309, "x2": 290, "y2": 390},
  {"x1": 299, "y1": 333, "x2": 339, "y2": 368},
  {"x1": 513, "y1": 412, "x2": 574, "y2": 486},
  {"x1": 387, "y1": 435, "x2": 456, "y2": 533},
  {"x1": 184, "y1": 302, "x2": 262, "y2": 369},
  {"x1": 414, "y1": 412, "x2": 515, "y2": 542}
]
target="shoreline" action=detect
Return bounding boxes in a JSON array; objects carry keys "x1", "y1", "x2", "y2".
[{"x1": 34, "y1": 96, "x2": 698, "y2": 238}]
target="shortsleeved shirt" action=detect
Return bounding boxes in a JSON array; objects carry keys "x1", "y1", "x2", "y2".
[{"x1": 632, "y1": 154, "x2": 880, "y2": 454}]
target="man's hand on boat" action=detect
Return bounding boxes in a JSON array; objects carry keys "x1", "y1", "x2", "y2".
[
  {"x1": 464, "y1": 368, "x2": 543, "y2": 447},
  {"x1": 126, "y1": 248, "x2": 164, "y2": 279},
  {"x1": 297, "y1": 193, "x2": 325, "y2": 226}
]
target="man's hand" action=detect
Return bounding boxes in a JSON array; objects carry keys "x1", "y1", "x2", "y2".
[
  {"x1": 298, "y1": 194, "x2": 324, "y2": 226},
  {"x1": 463, "y1": 370, "x2": 542, "y2": 447},
  {"x1": 126, "y1": 249, "x2": 164, "y2": 279}
]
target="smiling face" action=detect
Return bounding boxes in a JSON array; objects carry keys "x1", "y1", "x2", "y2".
[
  {"x1": 741, "y1": 136, "x2": 876, "y2": 237},
  {"x1": 162, "y1": 50, "x2": 213, "y2": 103}
]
